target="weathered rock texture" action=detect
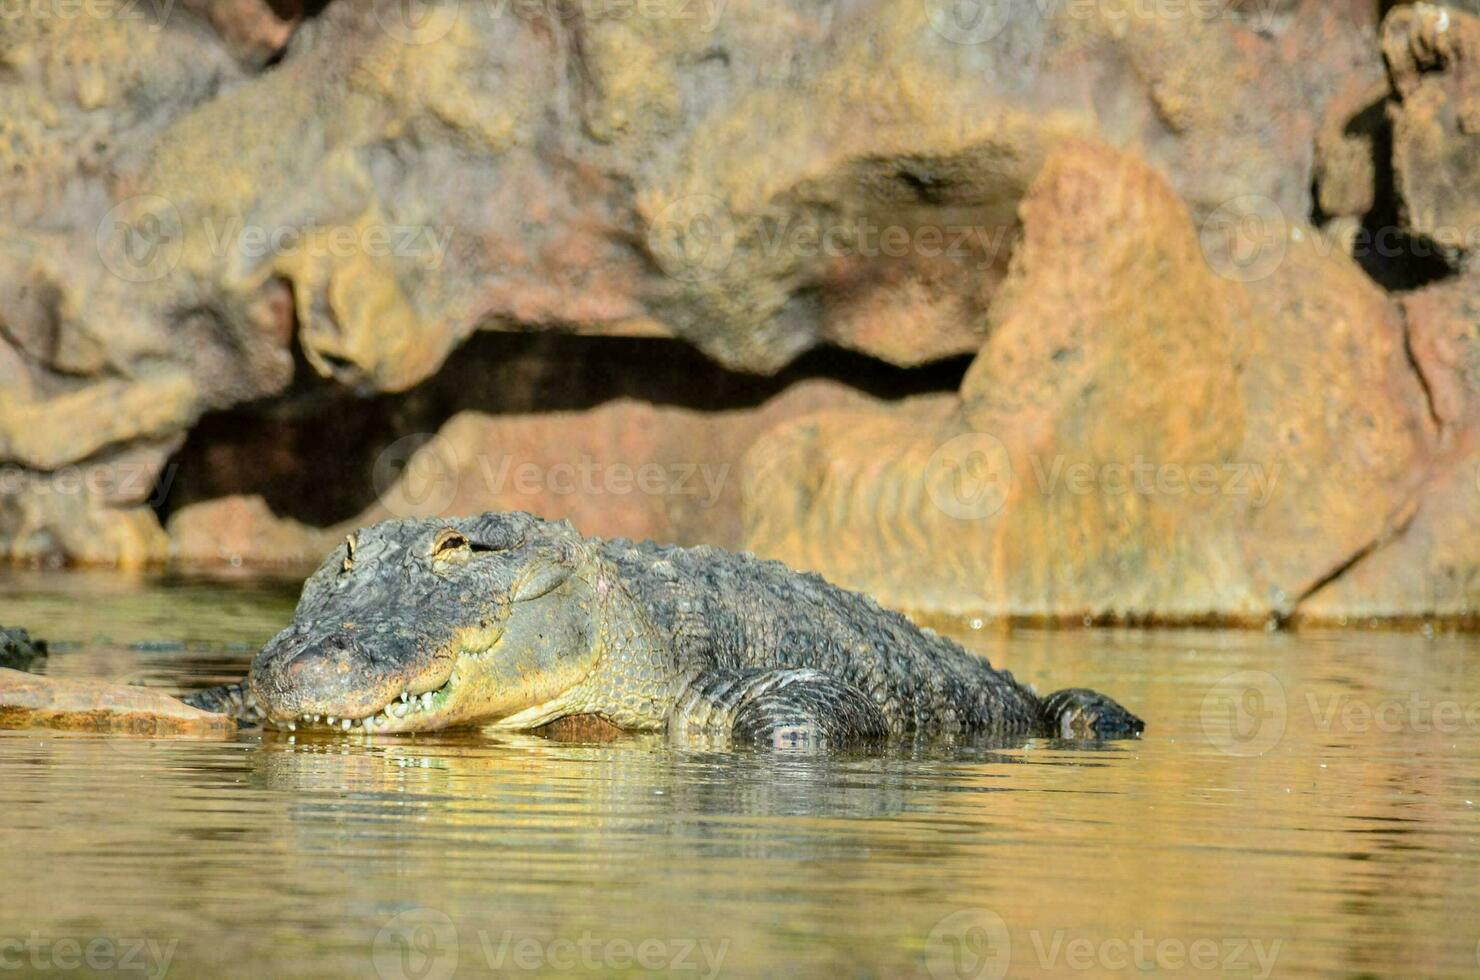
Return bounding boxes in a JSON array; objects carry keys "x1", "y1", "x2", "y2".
[
  {"x1": 743, "y1": 141, "x2": 1434, "y2": 623},
  {"x1": 1384, "y1": 2, "x2": 1480, "y2": 262},
  {"x1": 0, "y1": 0, "x2": 1477, "y2": 623},
  {"x1": 167, "y1": 378, "x2": 924, "y2": 564},
  {"x1": 0, "y1": 668, "x2": 235, "y2": 735},
  {"x1": 1301, "y1": 272, "x2": 1480, "y2": 622}
]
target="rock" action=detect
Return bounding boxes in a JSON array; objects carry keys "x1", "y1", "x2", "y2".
[
  {"x1": 169, "y1": 494, "x2": 336, "y2": 566},
  {"x1": 1299, "y1": 274, "x2": 1480, "y2": 622},
  {"x1": 1315, "y1": 78, "x2": 1389, "y2": 221},
  {"x1": 182, "y1": 0, "x2": 304, "y2": 67},
  {"x1": 743, "y1": 140, "x2": 1432, "y2": 622},
  {"x1": 0, "y1": 668, "x2": 235, "y2": 736},
  {"x1": 0, "y1": 0, "x2": 1462, "y2": 620},
  {"x1": 1383, "y1": 3, "x2": 1480, "y2": 262},
  {"x1": 0, "y1": 0, "x2": 1373, "y2": 567},
  {"x1": 0, "y1": 628, "x2": 46, "y2": 671},
  {"x1": 166, "y1": 378, "x2": 901, "y2": 563}
]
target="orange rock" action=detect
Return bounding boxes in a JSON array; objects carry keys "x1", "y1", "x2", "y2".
[
  {"x1": 743, "y1": 140, "x2": 1432, "y2": 623},
  {"x1": 0, "y1": 668, "x2": 235, "y2": 736},
  {"x1": 166, "y1": 379, "x2": 894, "y2": 563},
  {"x1": 1299, "y1": 275, "x2": 1480, "y2": 622}
]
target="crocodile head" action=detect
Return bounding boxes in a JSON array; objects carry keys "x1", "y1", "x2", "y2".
[{"x1": 248, "y1": 512, "x2": 608, "y2": 733}]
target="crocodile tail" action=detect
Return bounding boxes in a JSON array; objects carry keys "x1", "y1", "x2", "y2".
[{"x1": 1039, "y1": 688, "x2": 1144, "y2": 740}]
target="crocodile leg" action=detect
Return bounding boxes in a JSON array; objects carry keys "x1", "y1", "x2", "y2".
[
  {"x1": 668, "y1": 668, "x2": 888, "y2": 749},
  {"x1": 181, "y1": 682, "x2": 263, "y2": 725}
]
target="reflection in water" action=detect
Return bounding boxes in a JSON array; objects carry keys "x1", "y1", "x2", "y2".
[{"x1": 1, "y1": 571, "x2": 1479, "y2": 976}]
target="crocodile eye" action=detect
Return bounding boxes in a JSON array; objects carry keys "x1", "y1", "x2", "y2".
[{"x1": 433, "y1": 529, "x2": 470, "y2": 557}]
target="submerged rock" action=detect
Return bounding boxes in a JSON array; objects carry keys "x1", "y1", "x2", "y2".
[{"x1": 0, "y1": 669, "x2": 234, "y2": 736}]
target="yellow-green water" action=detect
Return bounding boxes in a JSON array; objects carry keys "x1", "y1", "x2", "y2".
[{"x1": 2, "y1": 570, "x2": 1479, "y2": 978}]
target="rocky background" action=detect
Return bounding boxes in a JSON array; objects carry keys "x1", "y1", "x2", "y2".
[{"x1": 0, "y1": 0, "x2": 1476, "y2": 625}]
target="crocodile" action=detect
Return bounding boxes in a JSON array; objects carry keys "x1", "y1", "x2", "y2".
[
  {"x1": 185, "y1": 512, "x2": 1143, "y2": 748},
  {"x1": 0, "y1": 627, "x2": 46, "y2": 671}
]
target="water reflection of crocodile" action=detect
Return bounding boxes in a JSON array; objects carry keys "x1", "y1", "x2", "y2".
[{"x1": 187, "y1": 512, "x2": 1143, "y2": 748}]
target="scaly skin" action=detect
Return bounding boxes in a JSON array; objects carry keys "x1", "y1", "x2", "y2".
[
  {"x1": 185, "y1": 512, "x2": 1143, "y2": 748},
  {"x1": 0, "y1": 627, "x2": 46, "y2": 671}
]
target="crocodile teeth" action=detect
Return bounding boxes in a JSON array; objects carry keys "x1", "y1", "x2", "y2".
[
  {"x1": 391, "y1": 703, "x2": 408, "y2": 719},
  {"x1": 422, "y1": 693, "x2": 433, "y2": 708},
  {"x1": 341, "y1": 719, "x2": 352, "y2": 731}
]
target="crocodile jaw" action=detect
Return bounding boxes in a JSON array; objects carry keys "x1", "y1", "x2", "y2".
[{"x1": 265, "y1": 626, "x2": 591, "y2": 735}]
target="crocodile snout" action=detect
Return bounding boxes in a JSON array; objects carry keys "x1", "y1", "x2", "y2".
[{"x1": 249, "y1": 629, "x2": 451, "y2": 725}]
